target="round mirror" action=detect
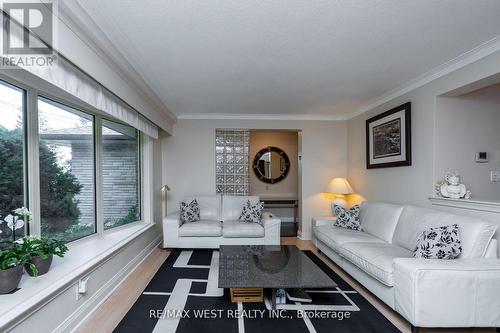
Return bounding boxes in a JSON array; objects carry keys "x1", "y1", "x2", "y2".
[{"x1": 252, "y1": 146, "x2": 290, "y2": 184}]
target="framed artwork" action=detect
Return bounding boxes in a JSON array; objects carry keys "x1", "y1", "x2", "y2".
[{"x1": 366, "y1": 102, "x2": 411, "y2": 169}]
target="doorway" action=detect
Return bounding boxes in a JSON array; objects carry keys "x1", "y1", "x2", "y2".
[{"x1": 248, "y1": 130, "x2": 301, "y2": 236}]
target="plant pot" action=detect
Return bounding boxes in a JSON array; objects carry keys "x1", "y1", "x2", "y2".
[
  {"x1": 25, "y1": 254, "x2": 53, "y2": 277},
  {"x1": 0, "y1": 265, "x2": 23, "y2": 294}
]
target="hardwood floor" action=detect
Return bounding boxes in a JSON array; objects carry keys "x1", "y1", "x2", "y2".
[
  {"x1": 74, "y1": 246, "x2": 170, "y2": 333},
  {"x1": 74, "y1": 238, "x2": 494, "y2": 333}
]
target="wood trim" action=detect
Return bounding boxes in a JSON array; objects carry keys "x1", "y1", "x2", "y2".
[
  {"x1": 429, "y1": 197, "x2": 500, "y2": 214},
  {"x1": 230, "y1": 288, "x2": 264, "y2": 303}
]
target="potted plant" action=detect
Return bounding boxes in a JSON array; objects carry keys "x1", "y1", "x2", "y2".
[
  {"x1": 2, "y1": 207, "x2": 33, "y2": 242},
  {"x1": 0, "y1": 241, "x2": 29, "y2": 294},
  {"x1": 21, "y1": 236, "x2": 68, "y2": 277}
]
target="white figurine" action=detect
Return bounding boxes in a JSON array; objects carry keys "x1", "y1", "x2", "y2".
[{"x1": 439, "y1": 172, "x2": 470, "y2": 199}]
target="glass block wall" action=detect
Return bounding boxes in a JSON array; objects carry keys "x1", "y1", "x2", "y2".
[{"x1": 215, "y1": 129, "x2": 249, "y2": 195}]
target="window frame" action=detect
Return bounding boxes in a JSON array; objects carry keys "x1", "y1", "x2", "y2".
[
  {"x1": 101, "y1": 117, "x2": 142, "y2": 231},
  {"x1": 0, "y1": 79, "x2": 29, "y2": 238},
  {"x1": 37, "y1": 95, "x2": 98, "y2": 241},
  {"x1": 0, "y1": 72, "x2": 148, "y2": 242}
]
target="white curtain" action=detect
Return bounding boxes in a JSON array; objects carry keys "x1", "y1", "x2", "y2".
[{"x1": 4, "y1": 14, "x2": 159, "y2": 138}]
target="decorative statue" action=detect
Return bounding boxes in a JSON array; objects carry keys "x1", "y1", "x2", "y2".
[{"x1": 438, "y1": 172, "x2": 471, "y2": 199}]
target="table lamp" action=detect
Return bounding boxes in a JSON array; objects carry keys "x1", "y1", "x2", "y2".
[{"x1": 324, "y1": 178, "x2": 354, "y2": 208}]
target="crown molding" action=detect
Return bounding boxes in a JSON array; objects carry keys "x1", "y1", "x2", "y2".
[
  {"x1": 177, "y1": 113, "x2": 346, "y2": 121},
  {"x1": 347, "y1": 34, "x2": 500, "y2": 120},
  {"x1": 57, "y1": 1, "x2": 177, "y2": 123}
]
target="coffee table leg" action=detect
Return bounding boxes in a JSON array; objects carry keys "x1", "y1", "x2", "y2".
[{"x1": 271, "y1": 288, "x2": 277, "y2": 310}]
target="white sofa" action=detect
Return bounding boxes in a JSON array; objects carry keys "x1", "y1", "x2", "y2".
[
  {"x1": 313, "y1": 202, "x2": 500, "y2": 332},
  {"x1": 163, "y1": 195, "x2": 281, "y2": 248}
]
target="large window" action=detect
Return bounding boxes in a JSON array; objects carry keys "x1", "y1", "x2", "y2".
[
  {"x1": 102, "y1": 119, "x2": 141, "y2": 229},
  {"x1": 0, "y1": 81, "x2": 26, "y2": 242},
  {"x1": 0, "y1": 75, "x2": 145, "y2": 243},
  {"x1": 38, "y1": 98, "x2": 96, "y2": 241}
]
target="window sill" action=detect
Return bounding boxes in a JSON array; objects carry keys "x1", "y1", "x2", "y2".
[
  {"x1": 0, "y1": 222, "x2": 155, "y2": 330},
  {"x1": 428, "y1": 197, "x2": 500, "y2": 214}
]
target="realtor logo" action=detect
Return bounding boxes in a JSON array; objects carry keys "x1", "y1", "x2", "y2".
[{"x1": 1, "y1": 0, "x2": 57, "y2": 67}]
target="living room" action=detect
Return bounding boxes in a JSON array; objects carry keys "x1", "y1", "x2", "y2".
[{"x1": 1, "y1": 1, "x2": 500, "y2": 333}]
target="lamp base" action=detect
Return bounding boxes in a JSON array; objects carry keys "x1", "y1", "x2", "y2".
[{"x1": 331, "y1": 195, "x2": 347, "y2": 216}]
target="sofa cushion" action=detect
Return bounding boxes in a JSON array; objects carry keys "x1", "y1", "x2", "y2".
[
  {"x1": 314, "y1": 226, "x2": 385, "y2": 251},
  {"x1": 338, "y1": 242, "x2": 413, "y2": 286},
  {"x1": 360, "y1": 202, "x2": 404, "y2": 243},
  {"x1": 178, "y1": 220, "x2": 222, "y2": 237},
  {"x1": 393, "y1": 205, "x2": 497, "y2": 258},
  {"x1": 184, "y1": 195, "x2": 221, "y2": 221},
  {"x1": 414, "y1": 224, "x2": 462, "y2": 259},
  {"x1": 222, "y1": 195, "x2": 259, "y2": 221},
  {"x1": 333, "y1": 204, "x2": 361, "y2": 230},
  {"x1": 180, "y1": 199, "x2": 200, "y2": 224},
  {"x1": 222, "y1": 220, "x2": 265, "y2": 238},
  {"x1": 239, "y1": 200, "x2": 264, "y2": 224}
]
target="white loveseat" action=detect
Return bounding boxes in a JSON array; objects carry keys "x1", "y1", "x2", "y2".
[
  {"x1": 313, "y1": 202, "x2": 500, "y2": 331},
  {"x1": 163, "y1": 195, "x2": 281, "y2": 248}
]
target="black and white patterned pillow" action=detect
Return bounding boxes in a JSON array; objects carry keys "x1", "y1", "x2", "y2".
[
  {"x1": 180, "y1": 199, "x2": 200, "y2": 224},
  {"x1": 239, "y1": 200, "x2": 264, "y2": 225},
  {"x1": 414, "y1": 224, "x2": 462, "y2": 259},
  {"x1": 333, "y1": 204, "x2": 361, "y2": 230}
]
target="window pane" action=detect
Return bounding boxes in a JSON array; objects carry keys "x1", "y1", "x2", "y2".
[
  {"x1": 38, "y1": 98, "x2": 96, "y2": 241},
  {"x1": 0, "y1": 81, "x2": 26, "y2": 242},
  {"x1": 102, "y1": 119, "x2": 140, "y2": 229}
]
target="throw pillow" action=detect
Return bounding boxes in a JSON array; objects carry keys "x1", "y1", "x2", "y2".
[
  {"x1": 333, "y1": 204, "x2": 361, "y2": 230},
  {"x1": 180, "y1": 199, "x2": 200, "y2": 224},
  {"x1": 239, "y1": 200, "x2": 264, "y2": 224},
  {"x1": 414, "y1": 224, "x2": 462, "y2": 259}
]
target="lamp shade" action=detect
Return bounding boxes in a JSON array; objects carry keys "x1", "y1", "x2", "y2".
[{"x1": 325, "y1": 178, "x2": 354, "y2": 195}]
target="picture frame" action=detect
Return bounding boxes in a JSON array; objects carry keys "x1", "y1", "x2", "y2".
[{"x1": 366, "y1": 102, "x2": 411, "y2": 169}]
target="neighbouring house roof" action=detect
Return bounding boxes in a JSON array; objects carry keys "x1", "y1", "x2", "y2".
[{"x1": 40, "y1": 126, "x2": 134, "y2": 141}]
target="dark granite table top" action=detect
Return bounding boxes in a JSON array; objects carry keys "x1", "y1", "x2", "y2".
[{"x1": 218, "y1": 245, "x2": 338, "y2": 289}]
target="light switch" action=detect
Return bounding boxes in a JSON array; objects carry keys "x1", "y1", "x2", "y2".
[{"x1": 490, "y1": 171, "x2": 500, "y2": 182}]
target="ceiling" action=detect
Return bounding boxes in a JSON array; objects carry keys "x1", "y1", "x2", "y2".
[{"x1": 67, "y1": 0, "x2": 500, "y2": 120}]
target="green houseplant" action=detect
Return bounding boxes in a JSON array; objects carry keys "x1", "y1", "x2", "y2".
[
  {"x1": 0, "y1": 241, "x2": 30, "y2": 294},
  {"x1": 21, "y1": 236, "x2": 69, "y2": 277}
]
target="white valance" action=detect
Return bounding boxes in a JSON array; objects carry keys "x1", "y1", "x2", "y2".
[
  {"x1": 4, "y1": 14, "x2": 159, "y2": 138},
  {"x1": 20, "y1": 56, "x2": 158, "y2": 138}
]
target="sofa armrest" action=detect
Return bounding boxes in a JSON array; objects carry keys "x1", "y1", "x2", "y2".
[
  {"x1": 394, "y1": 258, "x2": 500, "y2": 328},
  {"x1": 262, "y1": 212, "x2": 281, "y2": 245},
  {"x1": 312, "y1": 216, "x2": 337, "y2": 228},
  {"x1": 162, "y1": 211, "x2": 181, "y2": 247}
]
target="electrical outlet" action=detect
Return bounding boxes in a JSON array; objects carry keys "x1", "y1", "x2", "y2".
[
  {"x1": 76, "y1": 277, "x2": 89, "y2": 300},
  {"x1": 490, "y1": 171, "x2": 500, "y2": 182}
]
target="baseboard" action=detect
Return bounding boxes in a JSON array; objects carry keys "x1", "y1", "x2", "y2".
[
  {"x1": 57, "y1": 234, "x2": 162, "y2": 333},
  {"x1": 297, "y1": 232, "x2": 311, "y2": 241}
]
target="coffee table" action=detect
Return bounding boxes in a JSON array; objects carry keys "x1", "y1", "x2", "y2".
[{"x1": 218, "y1": 245, "x2": 337, "y2": 309}]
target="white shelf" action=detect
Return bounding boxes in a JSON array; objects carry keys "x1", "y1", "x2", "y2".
[{"x1": 428, "y1": 197, "x2": 500, "y2": 214}]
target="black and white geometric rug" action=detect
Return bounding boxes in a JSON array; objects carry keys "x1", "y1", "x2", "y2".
[{"x1": 114, "y1": 249, "x2": 400, "y2": 333}]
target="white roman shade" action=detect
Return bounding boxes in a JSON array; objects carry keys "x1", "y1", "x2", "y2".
[
  {"x1": 3, "y1": 12, "x2": 159, "y2": 138},
  {"x1": 24, "y1": 59, "x2": 159, "y2": 138}
]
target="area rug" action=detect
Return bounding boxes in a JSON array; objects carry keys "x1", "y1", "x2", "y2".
[{"x1": 114, "y1": 249, "x2": 400, "y2": 333}]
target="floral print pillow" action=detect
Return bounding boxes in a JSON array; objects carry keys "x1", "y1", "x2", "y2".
[
  {"x1": 414, "y1": 224, "x2": 462, "y2": 259},
  {"x1": 333, "y1": 204, "x2": 361, "y2": 230},
  {"x1": 239, "y1": 200, "x2": 264, "y2": 225},
  {"x1": 180, "y1": 199, "x2": 200, "y2": 224}
]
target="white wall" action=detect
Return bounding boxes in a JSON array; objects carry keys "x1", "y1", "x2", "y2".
[
  {"x1": 347, "y1": 49, "x2": 500, "y2": 245},
  {"x1": 163, "y1": 119, "x2": 347, "y2": 239},
  {"x1": 436, "y1": 83, "x2": 500, "y2": 200},
  {"x1": 249, "y1": 130, "x2": 299, "y2": 199}
]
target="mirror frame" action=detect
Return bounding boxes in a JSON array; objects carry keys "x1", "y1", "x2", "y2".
[{"x1": 252, "y1": 146, "x2": 290, "y2": 184}]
